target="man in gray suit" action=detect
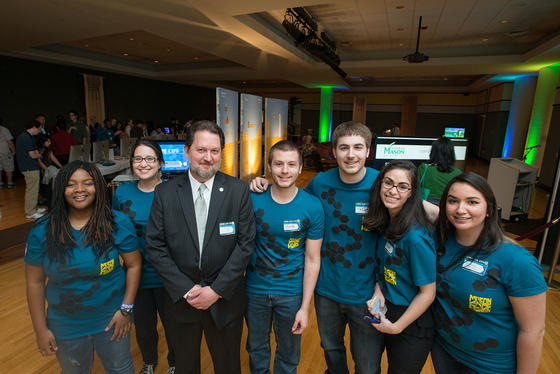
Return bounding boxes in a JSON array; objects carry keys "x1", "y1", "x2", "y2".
[{"x1": 146, "y1": 120, "x2": 255, "y2": 374}]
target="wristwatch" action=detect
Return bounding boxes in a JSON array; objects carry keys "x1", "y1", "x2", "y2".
[{"x1": 120, "y1": 303, "x2": 133, "y2": 316}]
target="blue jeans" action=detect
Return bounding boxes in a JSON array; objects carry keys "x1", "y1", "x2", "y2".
[
  {"x1": 55, "y1": 328, "x2": 134, "y2": 374},
  {"x1": 245, "y1": 293, "x2": 303, "y2": 374},
  {"x1": 314, "y1": 293, "x2": 384, "y2": 374}
]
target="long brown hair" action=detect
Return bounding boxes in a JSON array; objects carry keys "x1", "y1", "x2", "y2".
[
  {"x1": 436, "y1": 172, "x2": 504, "y2": 271},
  {"x1": 44, "y1": 161, "x2": 115, "y2": 263}
]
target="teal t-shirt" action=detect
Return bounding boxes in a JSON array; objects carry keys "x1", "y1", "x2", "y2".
[
  {"x1": 246, "y1": 188, "x2": 325, "y2": 295},
  {"x1": 434, "y1": 236, "x2": 548, "y2": 374},
  {"x1": 113, "y1": 181, "x2": 162, "y2": 289},
  {"x1": 24, "y1": 211, "x2": 139, "y2": 340},
  {"x1": 305, "y1": 167, "x2": 380, "y2": 304},
  {"x1": 376, "y1": 225, "x2": 436, "y2": 306}
]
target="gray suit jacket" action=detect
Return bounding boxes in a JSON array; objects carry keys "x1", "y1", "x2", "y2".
[{"x1": 146, "y1": 171, "x2": 255, "y2": 328}]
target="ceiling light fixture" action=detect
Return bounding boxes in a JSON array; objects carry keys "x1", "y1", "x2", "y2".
[
  {"x1": 122, "y1": 52, "x2": 128, "y2": 56},
  {"x1": 500, "y1": 19, "x2": 509, "y2": 24},
  {"x1": 129, "y1": 37, "x2": 135, "y2": 41},
  {"x1": 194, "y1": 56, "x2": 199, "y2": 60},
  {"x1": 482, "y1": 37, "x2": 489, "y2": 42},
  {"x1": 153, "y1": 59, "x2": 159, "y2": 63}
]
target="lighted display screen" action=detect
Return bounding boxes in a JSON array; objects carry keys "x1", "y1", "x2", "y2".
[
  {"x1": 444, "y1": 127, "x2": 465, "y2": 138},
  {"x1": 157, "y1": 141, "x2": 189, "y2": 174}
]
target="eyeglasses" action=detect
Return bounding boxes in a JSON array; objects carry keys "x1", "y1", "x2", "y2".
[
  {"x1": 381, "y1": 178, "x2": 411, "y2": 193},
  {"x1": 132, "y1": 156, "x2": 158, "y2": 164}
]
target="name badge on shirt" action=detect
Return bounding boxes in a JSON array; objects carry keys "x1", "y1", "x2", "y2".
[
  {"x1": 283, "y1": 220, "x2": 301, "y2": 232},
  {"x1": 219, "y1": 222, "x2": 235, "y2": 236},
  {"x1": 385, "y1": 241, "x2": 394, "y2": 255},
  {"x1": 462, "y1": 257, "x2": 488, "y2": 276},
  {"x1": 355, "y1": 202, "x2": 368, "y2": 215}
]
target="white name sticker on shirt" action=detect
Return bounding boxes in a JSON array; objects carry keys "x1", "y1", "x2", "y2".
[
  {"x1": 283, "y1": 220, "x2": 301, "y2": 232},
  {"x1": 219, "y1": 222, "x2": 235, "y2": 236},
  {"x1": 462, "y1": 257, "x2": 488, "y2": 276},
  {"x1": 385, "y1": 241, "x2": 394, "y2": 255},
  {"x1": 355, "y1": 202, "x2": 368, "y2": 215}
]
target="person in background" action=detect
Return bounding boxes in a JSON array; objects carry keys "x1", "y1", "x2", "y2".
[
  {"x1": 364, "y1": 160, "x2": 436, "y2": 373},
  {"x1": 37, "y1": 134, "x2": 62, "y2": 208},
  {"x1": 0, "y1": 117, "x2": 16, "y2": 188},
  {"x1": 130, "y1": 120, "x2": 144, "y2": 139},
  {"x1": 68, "y1": 110, "x2": 89, "y2": 145},
  {"x1": 245, "y1": 140, "x2": 323, "y2": 374},
  {"x1": 125, "y1": 119, "x2": 134, "y2": 138},
  {"x1": 113, "y1": 140, "x2": 176, "y2": 374},
  {"x1": 16, "y1": 120, "x2": 46, "y2": 219},
  {"x1": 25, "y1": 161, "x2": 141, "y2": 374},
  {"x1": 97, "y1": 119, "x2": 115, "y2": 144},
  {"x1": 35, "y1": 113, "x2": 47, "y2": 135},
  {"x1": 89, "y1": 115, "x2": 102, "y2": 142},
  {"x1": 431, "y1": 172, "x2": 547, "y2": 374},
  {"x1": 418, "y1": 136, "x2": 462, "y2": 205},
  {"x1": 51, "y1": 120, "x2": 77, "y2": 166}
]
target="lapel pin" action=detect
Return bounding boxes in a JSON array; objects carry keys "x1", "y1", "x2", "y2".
[{"x1": 219, "y1": 187, "x2": 224, "y2": 192}]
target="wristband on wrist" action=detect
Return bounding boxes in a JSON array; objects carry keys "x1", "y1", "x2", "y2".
[{"x1": 120, "y1": 302, "x2": 133, "y2": 316}]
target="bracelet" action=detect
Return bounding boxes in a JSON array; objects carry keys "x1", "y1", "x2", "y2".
[{"x1": 120, "y1": 302, "x2": 134, "y2": 316}]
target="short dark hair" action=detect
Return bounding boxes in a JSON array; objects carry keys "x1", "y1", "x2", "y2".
[
  {"x1": 185, "y1": 120, "x2": 224, "y2": 149},
  {"x1": 430, "y1": 136, "x2": 456, "y2": 172},
  {"x1": 363, "y1": 160, "x2": 430, "y2": 241},
  {"x1": 332, "y1": 121, "x2": 372, "y2": 148},
  {"x1": 436, "y1": 172, "x2": 504, "y2": 271},
  {"x1": 25, "y1": 120, "x2": 42, "y2": 129},
  {"x1": 68, "y1": 110, "x2": 79, "y2": 116},
  {"x1": 35, "y1": 113, "x2": 46, "y2": 119},
  {"x1": 268, "y1": 140, "x2": 302, "y2": 165},
  {"x1": 129, "y1": 139, "x2": 164, "y2": 170}
]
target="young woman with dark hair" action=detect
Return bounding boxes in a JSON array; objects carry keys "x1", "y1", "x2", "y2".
[
  {"x1": 418, "y1": 136, "x2": 462, "y2": 205},
  {"x1": 25, "y1": 160, "x2": 141, "y2": 374},
  {"x1": 112, "y1": 140, "x2": 176, "y2": 374},
  {"x1": 363, "y1": 160, "x2": 436, "y2": 373},
  {"x1": 432, "y1": 172, "x2": 547, "y2": 374}
]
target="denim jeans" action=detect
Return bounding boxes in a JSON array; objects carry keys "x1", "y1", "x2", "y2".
[
  {"x1": 314, "y1": 293, "x2": 384, "y2": 374},
  {"x1": 55, "y1": 328, "x2": 134, "y2": 374},
  {"x1": 245, "y1": 293, "x2": 303, "y2": 374}
]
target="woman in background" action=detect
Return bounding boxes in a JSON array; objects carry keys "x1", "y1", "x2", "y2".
[
  {"x1": 37, "y1": 134, "x2": 62, "y2": 207},
  {"x1": 113, "y1": 140, "x2": 176, "y2": 374},
  {"x1": 418, "y1": 136, "x2": 462, "y2": 205},
  {"x1": 364, "y1": 160, "x2": 436, "y2": 373},
  {"x1": 25, "y1": 161, "x2": 141, "y2": 373},
  {"x1": 432, "y1": 172, "x2": 547, "y2": 373}
]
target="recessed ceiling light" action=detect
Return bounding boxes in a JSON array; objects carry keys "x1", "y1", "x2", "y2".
[
  {"x1": 500, "y1": 19, "x2": 509, "y2": 24},
  {"x1": 397, "y1": 27, "x2": 404, "y2": 31},
  {"x1": 129, "y1": 37, "x2": 135, "y2": 41},
  {"x1": 482, "y1": 37, "x2": 489, "y2": 42},
  {"x1": 396, "y1": 5, "x2": 404, "y2": 9},
  {"x1": 122, "y1": 52, "x2": 129, "y2": 56},
  {"x1": 153, "y1": 60, "x2": 159, "y2": 63},
  {"x1": 242, "y1": 81, "x2": 247, "y2": 84}
]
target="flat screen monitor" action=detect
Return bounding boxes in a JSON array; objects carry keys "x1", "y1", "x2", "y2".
[
  {"x1": 69, "y1": 144, "x2": 91, "y2": 162},
  {"x1": 93, "y1": 140, "x2": 110, "y2": 163},
  {"x1": 444, "y1": 127, "x2": 465, "y2": 138},
  {"x1": 373, "y1": 136, "x2": 468, "y2": 171},
  {"x1": 157, "y1": 140, "x2": 190, "y2": 175}
]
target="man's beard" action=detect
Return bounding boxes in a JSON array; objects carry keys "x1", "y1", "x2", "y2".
[{"x1": 191, "y1": 163, "x2": 219, "y2": 180}]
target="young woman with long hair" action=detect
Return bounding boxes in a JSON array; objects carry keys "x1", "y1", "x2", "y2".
[
  {"x1": 363, "y1": 160, "x2": 436, "y2": 373},
  {"x1": 432, "y1": 172, "x2": 547, "y2": 374},
  {"x1": 25, "y1": 161, "x2": 141, "y2": 373},
  {"x1": 112, "y1": 140, "x2": 175, "y2": 374}
]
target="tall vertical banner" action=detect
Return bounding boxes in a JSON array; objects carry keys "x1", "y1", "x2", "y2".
[
  {"x1": 264, "y1": 98, "x2": 288, "y2": 177},
  {"x1": 216, "y1": 88, "x2": 239, "y2": 176},
  {"x1": 240, "y1": 93, "x2": 263, "y2": 182}
]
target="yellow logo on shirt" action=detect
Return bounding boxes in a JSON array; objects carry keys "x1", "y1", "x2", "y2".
[
  {"x1": 469, "y1": 294, "x2": 492, "y2": 313},
  {"x1": 288, "y1": 238, "x2": 302, "y2": 249},
  {"x1": 100, "y1": 259, "x2": 115, "y2": 275},
  {"x1": 384, "y1": 266, "x2": 397, "y2": 286}
]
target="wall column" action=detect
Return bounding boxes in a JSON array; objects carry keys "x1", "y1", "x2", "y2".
[
  {"x1": 319, "y1": 86, "x2": 334, "y2": 142},
  {"x1": 524, "y1": 66, "x2": 560, "y2": 171},
  {"x1": 401, "y1": 95, "x2": 417, "y2": 136},
  {"x1": 352, "y1": 95, "x2": 367, "y2": 124},
  {"x1": 502, "y1": 76, "x2": 537, "y2": 159}
]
